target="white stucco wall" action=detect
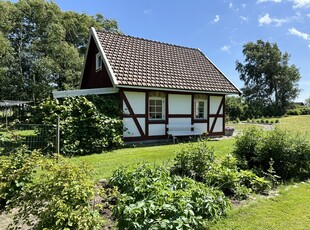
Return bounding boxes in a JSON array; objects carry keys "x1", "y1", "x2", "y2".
[
  {"x1": 168, "y1": 94, "x2": 191, "y2": 114},
  {"x1": 209, "y1": 117, "x2": 223, "y2": 133},
  {"x1": 210, "y1": 96, "x2": 223, "y2": 114},
  {"x1": 193, "y1": 123, "x2": 208, "y2": 133},
  {"x1": 122, "y1": 91, "x2": 146, "y2": 138},
  {"x1": 149, "y1": 124, "x2": 166, "y2": 136},
  {"x1": 123, "y1": 118, "x2": 145, "y2": 137},
  {"x1": 123, "y1": 91, "x2": 145, "y2": 114}
]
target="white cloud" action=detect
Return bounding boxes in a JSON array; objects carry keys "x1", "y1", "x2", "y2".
[
  {"x1": 257, "y1": 0, "x2": 282, "y2": 3},
  {"x1": 307, "y1": 13, "x2": 310, "y2": 17},
  {"x1": 229, "y1": 2, "x2": 233, "y2": 8},
  {"x1": 289, "y1": 27, "x2": 310, "y2": 40},
  {"x1": 258, "y1": 13, "x2": 288, "y2": 26},
  {"x1": 293, "y1": 0, "x2": 310, "y2": 8},
  {"x1": 240, "y1": 16, "x2": 249, "y2": 22},
  {"x1": 220, "y1": 45, "x2": 231, "y2": 53},
  {"x1": 213, "y1": 15, "x2": 220, "y2": 23},
  {"x1": 241, "y1": 4, "x2": 247, "y2": 8}
]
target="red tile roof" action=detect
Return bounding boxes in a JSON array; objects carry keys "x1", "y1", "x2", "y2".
[{"x1": 96, "y1": 30, "x2": 240, "y2": 94}]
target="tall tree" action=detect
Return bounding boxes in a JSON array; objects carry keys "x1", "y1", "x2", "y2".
[
  {"x1": 236, "y1": 40, "x2": 301, "y2": 116},
  {"x1": 0, "y1": 0, "x2": 120, "y2": 102}
]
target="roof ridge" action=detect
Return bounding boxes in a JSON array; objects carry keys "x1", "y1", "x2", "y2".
[{"x1": 97, "y1": 29, "x2": 199, "y2": 51}]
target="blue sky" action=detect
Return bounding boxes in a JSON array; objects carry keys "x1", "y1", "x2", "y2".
[{"x1": 54, "y1": 0, "x2": 309, "y2": 102}]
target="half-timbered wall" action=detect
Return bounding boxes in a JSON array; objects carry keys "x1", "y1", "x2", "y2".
[{"x1": 120, "y1": 89, "x2": 225, "y2": 141}]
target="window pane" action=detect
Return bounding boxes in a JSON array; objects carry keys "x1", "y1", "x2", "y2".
[
  {"x1": 156, "y1": 100, "x2": 162, "y2": 106},
  {"x1": 149, "y1": 98, "x2": 164, "y2": 120},
  {"x1": 195, "y1": 100, "x2": 205, "y2": 119}
]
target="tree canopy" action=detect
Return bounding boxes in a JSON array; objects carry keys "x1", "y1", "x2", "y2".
[
  {"x1": 236, "y1": 40, "x2": 301, "y2": 116},
  {"x1": 0, "y1": 0, "x2": 120, "y2": 103}
]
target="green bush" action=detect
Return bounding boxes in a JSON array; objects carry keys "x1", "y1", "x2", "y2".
[
  {"x1": 12, "y1": 155, "x2": 104, "y2": 229},
  {"x1": 234, "y1": 127, "x2": 310, "y2": 180},
  {"x1": 171, "y1": 142, "x2": 215, "y2": 182},
  {"x1": 171, "y1": 142, "x2": 269, "y2": 199},
  {"x1": 0, "y1": 147, "x2": 40, "y2": 209},
  {"x1": 110, "y1": 163, "x2": 230, "y2": 229},
  {"x1": 233, "y1": 127, "x2": 263, "y2": 169},
  {"x1": 33, "y1": 97, "x2": 123, "y2": 156},
  {"x1": 204, "y1": 155, "x2": 270, "y2": 199},
  {"x1": 287, "y1": 109, "x2": 302, "y2": 115}
]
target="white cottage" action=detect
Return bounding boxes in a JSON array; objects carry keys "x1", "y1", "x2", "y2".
[{"x1": 79, "y1": 27, "x2": 241, "y2": 142}]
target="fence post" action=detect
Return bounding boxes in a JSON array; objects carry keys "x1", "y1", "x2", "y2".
[{"x1": 56, "y1": 116, "x2": 60, "y2": 154}]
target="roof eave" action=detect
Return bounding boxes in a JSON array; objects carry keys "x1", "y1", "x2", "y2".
[{"x1": 116, "y1": 84, "x2": 240, "y2": 95}]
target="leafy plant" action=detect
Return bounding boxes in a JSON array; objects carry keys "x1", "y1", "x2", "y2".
[
  {"x1": 0, "y1": 146, "x2": 40, "y2": 210},
  {"x1": 110, "y1": 163, "x2": 230, "y2": 229},
  {"x1": 171, "y1": 141, "x2": 215, "y2": 182},
  {"x1": 171, "y1": 142, "x2": 269, "y2": 199},
  {"x1": 11, "y1": 155, "x2": 104, "y2": 229},
  {"x1": 204, "y1": 155, "x2": 270, "y2": 199},
  {"x1": 33, "y1": 97, "x2": 123, "y2": 156},
  {"x1": 234, "y1": 127, "x2": 310, "y2": 180}
]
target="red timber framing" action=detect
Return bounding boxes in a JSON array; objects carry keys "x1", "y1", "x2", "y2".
[
  {"x1": 208, "y1": 95, "x2": 225, "y2": 135},
  {"x1": 120, "y1": 88, "x2": 226, "y2": 141},
  {"x1": 119, "y1": 90, "x2": 145, "y2": 139}
]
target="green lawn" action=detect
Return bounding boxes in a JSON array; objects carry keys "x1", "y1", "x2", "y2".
[
  {"x1": 210, "y1": 181, "x2": 310, "y2": 230},
  {"x1": 72, "y1": 138, "x2": 235, "y2": 180}
]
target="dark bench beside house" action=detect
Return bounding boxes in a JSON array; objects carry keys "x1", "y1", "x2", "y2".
[{"x1": 166, "y1": 124, "x2": 203, "y2": 143}]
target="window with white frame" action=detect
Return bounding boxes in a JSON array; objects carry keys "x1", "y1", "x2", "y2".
[
  {"x1": 194, "y1": 95, "x2": 207, "y2": 119},
  {"x1": 96, "y1": 52, "x2": 102, "y2": 71},
  {"x1": 149, "y1": 92, "x2": 166, "y2": 120}
]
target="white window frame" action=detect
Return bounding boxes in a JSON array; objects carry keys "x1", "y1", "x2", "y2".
[
  {"x1": 149, "y1": 97, "x2": 165, "y2": 120},
  {"x1": 194, "y1": 99, "x2": 206, "y2": 119},
  {"x1": 96, "y1": 52, "x2": 102, "y2": 71}
]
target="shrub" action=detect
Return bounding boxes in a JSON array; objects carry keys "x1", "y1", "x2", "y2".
[
  {"x1": 33, "y1": 97, "x2": 123, "y2": 156},
  {"x1": 287, "y1": 109, "x2": 302, "y2": 115},
  {"x1": 12, "y1": 155, "x2": 104, "y2": 229},
  {"x1": 235, "y1": 118, "x2": 240, "y2": 123},
  {"x1": 110, "y1": 163, "x2": 230, "y2": 229},
  {"x1": 171, "y1": 142, "x2": 215, "y2": 182},
  {"x1": 0, "y1": 147, "x2": 40, "y2": 210},
  {"x1": 234, "y1": 127, "x2": 310, "y2": 180},
  {"x1": 204, "y1": 155, "x2": 270, "y2": 199},
  {"x1": 233, "y1": 127, "x2": 263, "y2": 169},
  {"x1": 171, "y1": 142, "x2": 269, "y2": 199}
]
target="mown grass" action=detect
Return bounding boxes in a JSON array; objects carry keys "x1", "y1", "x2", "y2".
[
  {"x1": 210, "y1": 181, "x2": 310, "y2": 230},
  {"x1": 72, "y1": 115, "x2": 310, "y2": 180},
  {"x1": 72, "y1": 138, "x2": 235, "y2": 180},
  {"x1": 277, "y1": 115, "x2": 310, "y2": 134}
]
